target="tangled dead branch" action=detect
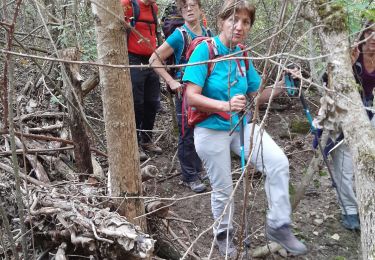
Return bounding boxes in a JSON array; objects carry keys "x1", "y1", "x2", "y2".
[{"x1": 23, "y1": 184, "x2": 155, "y2": 259}]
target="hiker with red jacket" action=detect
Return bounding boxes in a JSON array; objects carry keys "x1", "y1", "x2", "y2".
[
  {"x1": 182, "y1": 0, "x2": 307, "y2": 257},
  {"x1": 121, "y1": 0, "x2": 162, "y2": 160},
  {"x1": 149, "y1": 0, "x2": 211, "y2": 193}
]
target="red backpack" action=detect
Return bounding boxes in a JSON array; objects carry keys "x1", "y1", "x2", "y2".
[{"x1": 182, "y1": 38, "x2": 250, "y2": 131}]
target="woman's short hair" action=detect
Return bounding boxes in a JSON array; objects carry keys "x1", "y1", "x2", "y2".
[
  {"x1": 176, "y1": 0, "x2": 202, "y2": 12},
  {"x1": 217, "y1": 0, "x2": 256, "y2": 26}
]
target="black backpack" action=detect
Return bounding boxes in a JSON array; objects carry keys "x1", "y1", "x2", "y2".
[
  {"x1": 129, "y1": 0, "x2": 162, "y2": 45},
  {"x1": 161, "y1": 1, "x2": 185, "y2": 39},
  {"x1": 130, "y1": 0, "x2": 158, "y2": 28}
]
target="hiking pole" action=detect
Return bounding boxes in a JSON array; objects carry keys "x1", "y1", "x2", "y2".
[
  {"x1": 286, "y1": 71, "x2": 349, "y2": 217},
  {"x1": 238, "y1": 111, "x2": 251, "y2": 259},
  {"x1": 299, "y1": 91, "x2": 315, "y2": 131},
  {"x1": 299, "y1": 92, "x2": 349, "y2": 216},
  {"x1": 239, "y1": 112, "x2": 246, "y2": 172},
  {"x1": 228, "y1": 96, "x2": 255, "y2": 137}
]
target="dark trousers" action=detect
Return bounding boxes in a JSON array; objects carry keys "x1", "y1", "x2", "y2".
[
  {"x1": 129, "y1": 53, "x2": 160, "y2": 143},
  {"x1": 175, "y1": 96, "x2": 203, "y2": 182}
]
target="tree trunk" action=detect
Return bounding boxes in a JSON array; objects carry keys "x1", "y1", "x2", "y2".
[
  {"x1": 309, "y1": 2, "x2": 375, "y2": 259},
  {"x1": 60, "y1": 48, "x2": 93, "y2": 179},
  {"x1": 91, "y1": 1, "x2": 146, "y2": 230}
]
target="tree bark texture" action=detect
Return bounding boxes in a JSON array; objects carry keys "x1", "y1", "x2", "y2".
[
  {"x1": 61, "y1": 48, "x2": 93, "y2": 178},
  {"x1": 91, "y1": 1, "x2": 146, "y2": 229},
  {"x1": 311, "y1": 2, "x2": 375, "y2": 258}
]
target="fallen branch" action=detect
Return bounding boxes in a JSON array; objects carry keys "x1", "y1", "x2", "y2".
[
  {"x1": 82, "y1": 72, "x2": 100, "y2": 97},
  {"x1": 0, "y1": 130, "x2": 107, "y2": 157},
  {"x1": 161, "y1": 220, "x2": 199, "y2": 259},
  {"x1": 251, "y1": 242, "x2": 282, "y2": 258},
  {"x1": 28, "y1": 122, "x2": 64, "y2": 133},
  {"x1": 55, "y1": 242, "x2": 67, "y2": 260},
  {"x1": 24, "y1": 185, "x2": 155, "y2": 258},
  {"x1": 0, "y1": 146, "x2": 74, "y2": 156},
  {"x1": 291, "y1": 150, "x2": 322, "y2": 210},
  {"x1": 167, "y1": 149, "x2": 178, "y2": 175},
  {"x1": 145, "y1": 201, "x2": 169, "y2": 218},
  {"x1": 12, "y1": 136, "x2": 50, "y2": 183},
  {"x1": 39, "y1": 155, "x2": 76, "y2": 181},
  {"x1": 13, "y1": 111, "x2": 67, "y2": 122},
  {"x1": 0, "y1": 161, "x2": 48, "y2": 187}
]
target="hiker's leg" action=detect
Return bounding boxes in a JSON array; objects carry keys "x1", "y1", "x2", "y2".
[
  {"x1": 142, "y1": 69, "x2": 161, "y2": 143},
  {"x1": 194, "y1": 127, "x2": 234, "y2": 235},
  {"x1": 129, "y1": 54, "x2": 148, "y2": 143},
  {"x1": 331, "y1": 142, "x2": 357, "y2": 215},
  {"x1": 175, "y1": 96, "x2": 203, "y2": 182},
  {"x1": 231, "y1": 123, "x2": 291, "y2": 228}
]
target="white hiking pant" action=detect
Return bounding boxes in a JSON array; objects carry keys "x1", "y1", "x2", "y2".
[
  {"x1": 331, "y1": 118, "x2": 375, "y2": 215},
  {"x1": 331, "y1": 142, "x2": 358, "y2": 215},
  {"x1": 194, "y1": 123, "x2": 291, "y2": 236}
]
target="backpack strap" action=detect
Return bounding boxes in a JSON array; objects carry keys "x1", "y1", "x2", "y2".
[
  {"x1": 206, "y1": 27, "x2": 213, "y2": 37},
  {"x1": 177, "y1": 27, "x2": 191, "y2": 64},
  {"x1": 150, "y1": 3, "x2": 158, "y2": 25},
  {"x1": 205, "y1": 39, "x2": 219, "y2": 77},
  {"x1": 130, "y1": 0, "x2": 140, "y2": 27},
  {"x1": 150, "y1": 3, "x2": 163, "y2": 46},
  {"x1": 238, "y1": 44, "x2": 249, "y2": 71},
  {"x1": 130, "y1": 0, "x2": 158, "y2": 26}
]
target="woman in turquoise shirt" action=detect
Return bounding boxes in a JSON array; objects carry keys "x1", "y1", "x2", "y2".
[
  {"x1": 183, "y1": 0, "x2": 307, "y2": 257},
  {"x1": 150, "y1": 0, "x2": 211, "y2": 193}
]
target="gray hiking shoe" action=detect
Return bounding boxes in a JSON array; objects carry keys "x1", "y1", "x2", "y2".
[
  {"x1": 183, "y1": 180, "x2": 206, "y2": 193},
  {"x1": 342, "y1": 214, "x2": 360, "y2": 231},
  {"x1": 215, "y1": 232, "x2": 237, "y2": 258},
  {"x1": 266, "y1": 225, "x2": 307, "y2": 256}
]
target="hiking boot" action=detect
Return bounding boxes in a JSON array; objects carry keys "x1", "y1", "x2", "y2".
[
  {"x1": 215, "y1": 232, "x2": 237, "y2": 258},
  {"x1": 266, "y1": 225, "x2": 307, "y2": 256},
  {"x1": 342, "y1": 214, "x2": 360, "y2": 231},
  {"x1": 141, "y1": 142, "x2": 162, "y2": 154},
  {"x1": 183, "y1": 180, "x2": 206, "y2": 193},
  {"x1": 139, "y1": 148, "x2": 148, "y2": 161}
]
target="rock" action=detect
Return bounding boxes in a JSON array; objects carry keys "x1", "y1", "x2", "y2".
[
  {"x1": 331, "y1": 234, "x2": 340, "y2": 240},
  {"x1": 278, "y1": 248, "x2": 288, "y2": 258},
  {"x1": 323, "y1": 213, "x2": 335, "y2": 220},
  {"x1": 314, "y1": 218, "x2": 324, "y2": 226},
  {"x1": 313, "y1": 231, "x2": 319, "y2": 236}
]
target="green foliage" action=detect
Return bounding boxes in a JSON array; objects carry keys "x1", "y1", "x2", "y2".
[
  {"x1": 49, "y1": 4, "x2": 97, "y2": 61},
  {"x1": 331, "y1": 1, "x2": 375, "y2": 40},
  {"x1": 363, "y1": 8, "x2": 375, "y2": 21},
  {"x1": 80, "y1": 27, "x2": 97, "y2": 61},
  {"x1": 315, "y1": 0, "x2": 348, "y2": 33},
  {"x1": 290, "y1": 119, "x2": 310, "y2": 134},
  {"x1": 313, "y1": 179, "x2": 320, "y2": 189},
  {"x1": 319, "y1": 171, "x2": 328, "y2": 177}
]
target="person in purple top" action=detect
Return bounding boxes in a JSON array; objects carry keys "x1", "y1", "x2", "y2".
[
  {"x1": 329, "y1": 19, "x2": 375, "y2": 231},
  {"x1": 352, "y1": 20, "x2": 375, "y2": 119}
]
